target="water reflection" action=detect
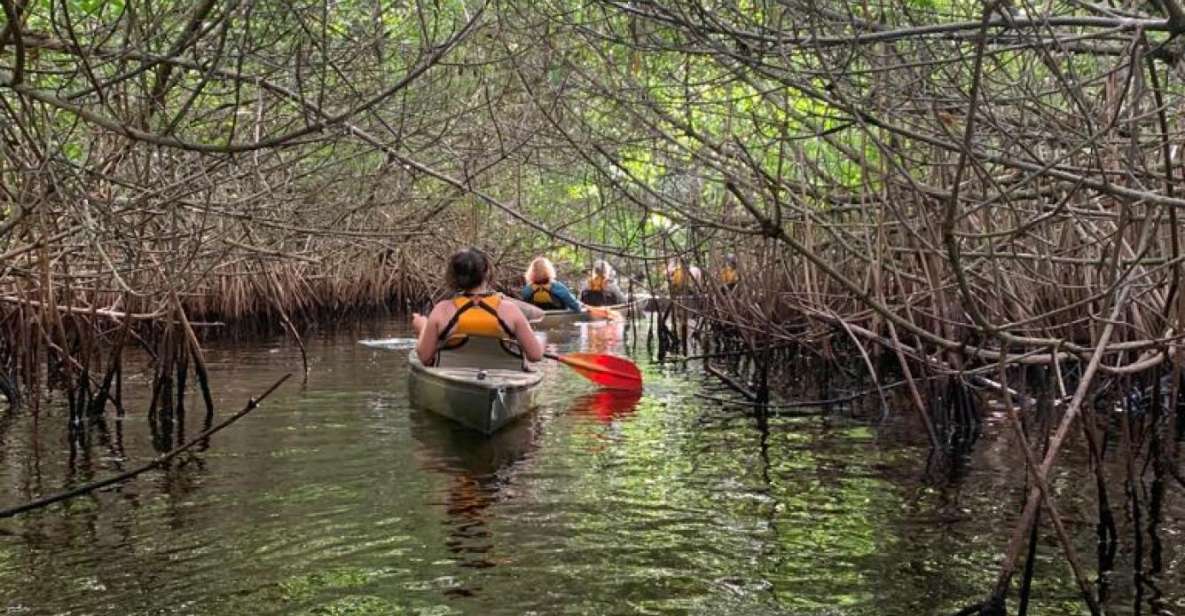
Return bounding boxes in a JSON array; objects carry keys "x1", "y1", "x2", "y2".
[
  {"x1": 409, "y1": 410, "x2": 540, "y2": 574},
  {"x1": 0, "y1": 320, "x2": 1181, "y2": 615},
  {"x1": 578, "y1": 320, "x2": 624, "y2": 354},
  {"x1": 565, "y1": 389, "x2": 642, "y2": 424}
]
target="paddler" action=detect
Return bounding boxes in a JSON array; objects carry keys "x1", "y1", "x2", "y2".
[
  {"x1": 719, "y1": 253, "x2": 739, "y2": 291},
  {"x1": 665, "y1": 257, "x2": 702, "y2": 295},
  {"x1": 412, "y1": 248, "x2": 544, "y2": 366},
  {"x1": 579, "y1": 259, "x2": 625, "y2": 307},
  {"x1": 521, "y1": 256, "x2": 582, "y2": 312}
]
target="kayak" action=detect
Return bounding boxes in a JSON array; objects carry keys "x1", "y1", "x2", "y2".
[
  {"x1": 641, "y1": 295, "x2": 702, "y2": 312},
  {"x1": 407, "y1": 337, "x2": 543, "y2": 434},
  {"x1": 533, "y1": 298, "x2": 648, "y2": 329},
  {"x1": 535, "y1": 309, "x2": 588, "y2": 329}
]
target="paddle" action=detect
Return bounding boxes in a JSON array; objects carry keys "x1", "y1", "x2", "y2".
[
  {"x1": 546, "y1": 351, "x2": 643, "y2": 391},
  {"x1": 367, "y1": 335, "x2": 642, "y2": 391},
  {"x1": 358, "y1": 337, "x2": 418, "y2": 350}
]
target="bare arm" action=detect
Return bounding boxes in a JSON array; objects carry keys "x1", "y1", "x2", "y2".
[
  {"x1": 413, "y1": 302, "x2": 449, "y2": 365},
  {"x1": 505, "y1": 305, "x2": 545, "y2": 362}
]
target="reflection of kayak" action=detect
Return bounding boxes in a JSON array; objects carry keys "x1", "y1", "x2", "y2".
[
  {"x1": 409, "y1": 397, "x2": 541, "y2": 570},
  {"x1": 409, "y1": 404, "x2": 540, "y2": 477},
  {"x1": 407, "y1": 338, "x2": 542, "y2": 434}
]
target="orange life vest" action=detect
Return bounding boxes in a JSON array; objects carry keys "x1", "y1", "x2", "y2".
[{"x1": 439, "y1": 293, "x2": 513, "y2": 342}]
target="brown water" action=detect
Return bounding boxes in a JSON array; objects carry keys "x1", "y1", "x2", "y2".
[{"x1": 0, "y1": 319, "x2": 1181, "y2": 614}]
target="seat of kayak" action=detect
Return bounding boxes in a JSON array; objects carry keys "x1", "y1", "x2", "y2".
[
  {"x1": 428, "y1": 367, "x2": 541, "y2": 388},
  {"x1": 435, "y1": 336, "x2": 542, "y2": 371}
]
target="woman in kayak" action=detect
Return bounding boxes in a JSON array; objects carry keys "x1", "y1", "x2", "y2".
[
  {"x1": 522, "y1": 257, "x2": 582, "y2": 311},
  {"x1": 579, "y1": 259, "x2": 625, "y2": 306},
  {"x1": 719, "y1": 253, "x2": 739, "y2": 291},
  {"x1": 666, "y1": 257, "x2": 702, "y2": 295},
  {"x1": 412, "y1": 248, "x2": 544, "y2": 366}
]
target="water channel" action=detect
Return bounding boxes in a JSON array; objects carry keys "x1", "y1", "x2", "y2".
[{"x1": 0, "y1": 318, "x2": 1180, "y2": 614}]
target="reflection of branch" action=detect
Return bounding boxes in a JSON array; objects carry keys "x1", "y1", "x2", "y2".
[
  {"x1": 989, "y1": 285, "x2": 1130, "y2": 606},
  {"x1": 0, "y1": 374, "x2": 291, "y2": 519}
]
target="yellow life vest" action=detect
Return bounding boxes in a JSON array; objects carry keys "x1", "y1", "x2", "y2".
[
  {"x1": 531, "y1": 283, "x2": 556, "y2": 307},
  {"x1": 440, "y1": 293, "x2": 512, "y2": 341},
  {"x1": 587, "y1": 275, "x2": 606, "y2": 292},
  {"x1": 720, "y1": 266, "x2": 738, "y2": 286}
]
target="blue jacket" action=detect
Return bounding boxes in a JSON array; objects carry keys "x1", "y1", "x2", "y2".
[{"x1": 521, "y1": 281, "x2": 581, "y2": 311}]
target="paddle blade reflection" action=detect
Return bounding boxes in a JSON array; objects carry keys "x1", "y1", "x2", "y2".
[{"x1": 566, "y1": 389, "x2": 643, "y2": 423}]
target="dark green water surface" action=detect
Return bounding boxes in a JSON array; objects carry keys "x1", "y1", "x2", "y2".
[{"x1": 0, "y1": 320, "x2": 1180, "y2": 614}]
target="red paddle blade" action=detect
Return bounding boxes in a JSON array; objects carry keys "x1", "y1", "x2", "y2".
[{"x1": 556, "y1": 352, "x2": 643, "y2": 390}]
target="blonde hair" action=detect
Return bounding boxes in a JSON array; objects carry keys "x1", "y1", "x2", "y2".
[{"x1": 526, "y1": 257, "x2": 556, "y2": 285}]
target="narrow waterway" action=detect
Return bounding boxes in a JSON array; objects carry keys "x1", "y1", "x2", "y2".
[{"x1": 0, "y1": 319, "x2": 1179, "y2": 614}]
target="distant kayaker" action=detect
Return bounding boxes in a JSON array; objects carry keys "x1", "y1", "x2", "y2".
[
  {"x1": 719, "y1": 254, "x2": 739, "y2": 291},
  {"x1": 666, "y1": 258, "x2": 702, "y2": 295},
  {"x1": 412, "y1": 248, "x2": 544, "y2": 366},
  {"x1": 522, "y1": 257, "x2": 581, "y2": 312},
  {"x1": 579, "y1": 259, "x2": 625, "y2": 307}
]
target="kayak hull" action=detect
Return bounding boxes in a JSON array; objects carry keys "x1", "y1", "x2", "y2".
[
  {"x1": 407, "y1": 347, "x2": 543, "y2": 435},
  {"x1": 534, "y1": 299, "x2": 648, "y2": 329},
  {"x1": 641, "y1": 296, "x2": 702, "y2": 312},
  {"x1": 537, "y1": 309, "x2": 587, "y2": 328}
]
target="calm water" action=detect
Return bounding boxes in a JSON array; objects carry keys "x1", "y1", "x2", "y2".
[{"x1": 0, "y1": 319, "x2": 1181, "y2": 615}]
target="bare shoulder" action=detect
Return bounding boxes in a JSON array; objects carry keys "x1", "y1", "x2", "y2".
[
  {"x1": 427, "y1": 299, "x2": 457, "y2": 323},
  {"x1": 498, "y1": 297, "x2": 522, "y2": 316}
]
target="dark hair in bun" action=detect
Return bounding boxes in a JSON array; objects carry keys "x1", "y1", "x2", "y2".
[{"x1": 446, "y1": 248, "x2": 492, "y2": 291}]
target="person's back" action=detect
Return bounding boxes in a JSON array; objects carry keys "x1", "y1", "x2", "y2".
[
  {"x1": 526, "y1": 281, "x2": 567, "y2": 310},
  {"x1": 579, "y1": 274, "x2": 610, "y2": 306},
  {"x1": 521, "y1": 257, "x2": 581, "y2": 311},
  {"x1": 667, "y1": 260, "x2": 701, "y2": 295},
  {"x1": 720, "y1": 255, "x2": 739, "y2": 291},
  {"x1": 413, "y1": 249, "x2": 544, "y2": 366},
  {"x1": 580, "y1": 260, "x2": 625, "y2": 306}
]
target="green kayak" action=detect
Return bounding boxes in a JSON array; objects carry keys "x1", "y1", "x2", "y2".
[{"x1": 407, "y1": 337, "x2": 543, "y2": 434}]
